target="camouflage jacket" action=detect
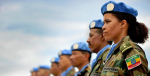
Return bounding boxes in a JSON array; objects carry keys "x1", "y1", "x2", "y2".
[
  {"x1": 89, "y1": 48, "x2": 110, "y2": 76},
  {"x1": 76, "y1": 64, "x2": 91, "y2": 76},
  {"x1": 101, "y1": 36, "x2": 148, "y2": 76},
  {"x1": 66, "y1": 67, "x2": 76, "y2": 76}
]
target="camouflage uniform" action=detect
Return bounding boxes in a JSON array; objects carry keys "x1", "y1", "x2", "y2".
[
  {"x1": 76, "y1": 64, "x2": 91, "y2": 76},
  {"x1": 66, "y1": 67, "x2": 76, "y2": 76},
  {"x1": 89, "y1": 48, "x2": 110, "y2": 76},
  {"x1": 147, "y1": 70, "x2": 150, "y2": 76},
  {"x1": 101, "y1": 36, "x2": 148, "y2": 76}
]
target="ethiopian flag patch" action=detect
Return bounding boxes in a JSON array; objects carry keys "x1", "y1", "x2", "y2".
[{"x1": 125, "y1": 54, "x2": 141, "y2": 70}]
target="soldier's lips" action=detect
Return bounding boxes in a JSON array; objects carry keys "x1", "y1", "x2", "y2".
[
  {"x1": 103, "y1": 32, "x2": 107, "y2": 36},
  {"x1": 88, "y1": 45, "x2": 92, "y2": 48},
  {"x1": 71, "y1": 61, "x2": 75, "y2": 64}
]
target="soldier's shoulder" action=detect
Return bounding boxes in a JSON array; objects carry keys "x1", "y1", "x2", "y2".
[
  {"x1": 103, "y1": 48, "x2": 110, "y2": 55},
  {"x1": 67, "y1": 68, "x2": 76, "y2": 76},
  {"x1": 120, "y1": 40, "x2": 147, "y2": 60},
  {"x1": 121, "y1": 41, "x2": 148, "y2": 71},
  {"x1": 120, "y1": 40, "x2": 142, "y2": 54},
  {"x1": 85, "y1": 65, "x2": 91, "y2": 73},
  {"x1": 101, "y1": 48, "x2": 110, "y2": 61}
]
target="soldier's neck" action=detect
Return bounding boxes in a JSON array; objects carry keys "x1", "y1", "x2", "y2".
[
  {"x1": 96, "y1": 41, "x2": 108, "y2": 54},
  {"x1": 63, "y1": 64, "x2": 72, "y2": 71},
  {"x1": 113, "y1": 30, "x2": 127, "y2": 44},
  {"x1": 55, "y1": 71, "x2": 62, "y2": 76},
  {"x1": 77, "y1": 61, "x2": 89, "y2": 71}
]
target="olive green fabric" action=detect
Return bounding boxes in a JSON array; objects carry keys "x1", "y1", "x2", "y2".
[
  {"x1": 101, "y1": 36, "x2": 148, "y2": 76},
  {"x1": 89, "y1": 48, "x2": 110, "y2": 76},
  {"x1": 66, "y1": 68, "x2": 76, "y2": 76}
]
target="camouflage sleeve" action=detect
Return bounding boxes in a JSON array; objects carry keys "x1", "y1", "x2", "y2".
[
  {"x1": 66, "y1": 68, "x2": 76, "y2": 76},
  {"x1": 124, "y1": 48, "x2": 148, "y2": 76},
  {"x1": 84, "y1": 65, "x2": 91, "y2": 76},
  {"x1": 102, "y1": 48, "x2": 110, "y2": 62}
]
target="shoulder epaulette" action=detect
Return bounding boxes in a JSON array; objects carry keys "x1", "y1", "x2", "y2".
[{"x1": 120, "y1": 41, "x2": 133, "y2": 53}]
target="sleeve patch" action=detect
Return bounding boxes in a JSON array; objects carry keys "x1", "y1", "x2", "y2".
[{"x1": 125, "y1": 54, "x2": 142, "y2": 70}]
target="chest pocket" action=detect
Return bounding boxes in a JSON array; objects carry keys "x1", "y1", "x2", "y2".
[
  {"x1": 102, "y1": 52, "x2": 124, "y2": 76},
  {"x1": 102, "y1": 57, "x2": 119, "y2": 76},
  {"x1": 104, "y1": 55, "x2": 116, "y2": 67},
  {"x1": 90, "y1": 57, "x2": 103, "y2": 76},
  {"x1": 96, "y1": 57, "x2": 104, "y2": 72},
  {"x1": 90, "y1": 72, "x2": 101, "y2": 76}
]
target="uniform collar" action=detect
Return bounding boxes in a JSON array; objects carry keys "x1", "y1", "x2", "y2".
[
  {"x1": 61, "y1": 66, "x2": 73, "y2": 76},
  {"x1": 74, "y1": 63, "x2": 90, "y2": 76},
  {"x1": 96, "y1": 44, "x2": 111, "y2": 60},
  {"x1": 105, "y1": 43, "x2": 118, "y2": 61},
  {"x1": 91, "y1": 44, "x2": 111, "y2": 69},
  {"x1": 105, "y1": 36, "x2": 129, "y2": 62}
]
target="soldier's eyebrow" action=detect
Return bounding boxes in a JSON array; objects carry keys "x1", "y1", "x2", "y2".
[
  {"x1": 105, "y1": 19, "x2": 112, "y2": 22},
  {"x1": 89, "y1": 33, "x2": 92, "y2": 36}
]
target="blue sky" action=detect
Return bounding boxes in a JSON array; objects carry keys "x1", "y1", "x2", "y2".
[{"x1": 0, "y1": 0, "x2": 150, "y2": 76}]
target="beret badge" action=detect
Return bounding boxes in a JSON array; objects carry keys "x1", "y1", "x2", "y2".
[
  {"x1": 73, "y1": 44, "x2": 79, "y2": 49},
  {"x1": 59, "y1": 51, "x2": 62, "y2": 55},
  {"x1": 107, "y1": 3, "x2": 114, "y2": 11},
  {"x1": 51, "y1": 58, "x2": 55, "y2": 62},
  {"x1": 90, "y1": 22, "x2": 96, "y2": 28}
]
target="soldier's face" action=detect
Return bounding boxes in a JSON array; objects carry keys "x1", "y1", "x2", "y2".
[
  {"x1": 70, "y1": 51, "x2": 85, "y2": 67},
  {"x1": 103, "y1": 13, "x2": 122, "y2": 42},
  {"x1": 37, "y1": 69, "x2": 45, "y2": 76},
  {"x1": 59, "y1": 55, "x2": 70, "y2": 71},
  {"x1": 51, "y1": 63, "x2": 60, "y2": 75},
  {"x1": 31, "y1": 72, "x2": 37, "y2": 76},
  {"x1": 87, "y1": 29, "x2": 103, "y2": 53}
]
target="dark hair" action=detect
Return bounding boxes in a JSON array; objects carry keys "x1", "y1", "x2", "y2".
[
  {"x1": 54, "y1": 62, "x2": 59, "y2": 65},
  {"x1": 65, "y1": 55, "x2": 71, "y2": 58},
  {"x1": 96, "y1": 28, "x2": 112, "y2": 45},
  {"x1": 81, "y1": 51, "x2": 91, "y2": 62},
  {"x1": 106, "y1": 12, "x2": 149, "y2": 43}
]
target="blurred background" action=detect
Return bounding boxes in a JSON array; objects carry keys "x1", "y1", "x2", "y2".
[{"x1": 0, "y1": 0, "x2": 150, "y2": 76}]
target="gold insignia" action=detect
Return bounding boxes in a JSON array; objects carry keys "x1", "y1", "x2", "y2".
[
  {"x1": 86, "y1": 73, "x2": 89, "y2": 76},
  {"x1": 103, "y1": 61, "x2": 105, "y2": 65},
  {"x1": 51, "y1": 58, "x2": 55, "y2": 62},
  {"x1": 90, "y1": 22, "x2": 95, "y2": 28},
  {"x1": 59, "y1": 51, "x2": 62, "y2": 56},
  {"x1": 73, "y1": 44, "x2": 79, "y2": 49},
  {"x1": 107, "y1": 3, "x2": 114, "y2": 11}
]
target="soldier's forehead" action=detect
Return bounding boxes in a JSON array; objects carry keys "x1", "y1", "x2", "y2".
[{"x1": 72, "y1": 50, "x2": 81, "y2": 53}]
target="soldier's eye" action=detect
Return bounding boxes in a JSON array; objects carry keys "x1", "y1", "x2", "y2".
[{"x1": 106, "y1": 20, "x2": 110, "y2": 23}]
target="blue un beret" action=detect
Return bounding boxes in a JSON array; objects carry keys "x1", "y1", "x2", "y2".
[
  {"x1": 51, "y1": 57, "x2": 60, "y2": 63},
  {"x1": 58, "y1": 49, "x2": 72, "y2": 56},
  {"x1": 101, "y1": 1, "x2": 138, "y2": 17},
  {"x1": 39, "y1": 65, "x2": 50, "y2": 70},
  {"x1": 71, "y1": 42, "x2": 91, "y2": 53},
  {"x1": 89, "y1": 19, "x2": 103, "y2": 29},
  {"x1": 31, "y1": 67, "x2": 39, "y2": 72}
]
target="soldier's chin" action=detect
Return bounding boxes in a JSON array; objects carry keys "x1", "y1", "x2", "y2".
[
  {"x1": 59, "y1": 66, "x2": 63, "y2": 70},
  {"x1": 72, "y1": 63, "x2": 77, "y2": 67},
  {"x1": 90, "y1": 49, "x2": 95, "y2": 53},
  {"x1": 91, "y1": 49, "x2": 98, "y2": 53},
  {"x1": 71, "y1": 63, "x2": 76, "y2": 66},
  {"x1": 104, "y1": 36, "x2": 112, "y2": 41}
]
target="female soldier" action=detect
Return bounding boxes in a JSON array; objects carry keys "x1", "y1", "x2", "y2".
[{"x1": 101, "y1": 1, "x2": 149, "y2": 76}]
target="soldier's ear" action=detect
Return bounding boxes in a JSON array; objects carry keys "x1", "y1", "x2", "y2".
[
  {"x1": 100, "y1": 33, "x2": 105, "y2": 41},
  {"x1": 121, "y1": 20, "x2": 127, "y2": 29},
  {"x1": 45, "y1": 71, "x2": 49, "y2": 76},
  {"x1": 84, "y1": 53, "x2": 90, "y2": 60}
]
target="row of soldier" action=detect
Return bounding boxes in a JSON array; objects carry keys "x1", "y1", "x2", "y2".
[{"x1": 31, "y1": 1, "x2": 150, "y2": 76}]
